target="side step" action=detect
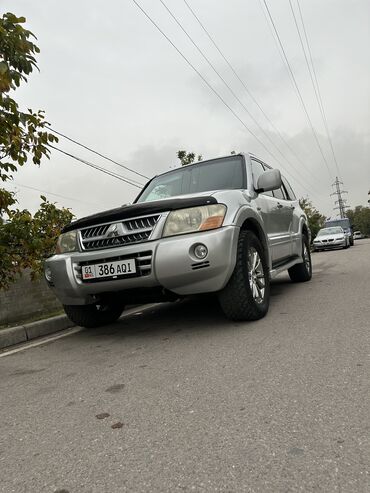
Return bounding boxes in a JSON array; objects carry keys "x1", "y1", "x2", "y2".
[{"x1": 270, "y1": 255, "x2": 301, "y2": 279}]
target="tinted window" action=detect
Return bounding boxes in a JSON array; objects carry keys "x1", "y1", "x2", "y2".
[{"x1": 137, "y1": 156, "x2": 245, "y2": 203}]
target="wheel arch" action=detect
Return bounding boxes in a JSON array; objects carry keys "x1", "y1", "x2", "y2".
[
  {"x1": 300, "y1": 217, "x2": 311, "y2": 244},
  {"x1": 236, "y1": 210, "x2": 271, "y2": 270}
]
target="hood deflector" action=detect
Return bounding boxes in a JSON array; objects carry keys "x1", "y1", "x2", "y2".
[{"x1": 62, "y1": 196, "x2": 218, "y2": 233}]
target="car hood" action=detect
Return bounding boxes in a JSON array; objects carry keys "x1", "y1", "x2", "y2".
[
  {"x1": 315, "y1": 233, "x2": 344, "y2": 241},
  {"x1": 62, "y1": 193, "x2": 219, "y2": 233}
]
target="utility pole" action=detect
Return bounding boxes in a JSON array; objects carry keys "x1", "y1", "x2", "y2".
[{"x1": 331, "y1": 177, "x2": 349, "y2": 218}]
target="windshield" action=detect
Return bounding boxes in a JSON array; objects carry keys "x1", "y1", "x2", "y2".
[
  {"x1": 136, "y1": 156, "x2": 245, "y2": 203},
  {"x1": 318, "y1": 227, "x2": 343, "y2": 236}
]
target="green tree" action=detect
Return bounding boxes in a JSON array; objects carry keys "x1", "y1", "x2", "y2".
[
  {"x1": 346, "y1": 206, "x2": 370, "y2": 236},
  {"x1": 0, "y1": 13, "x2": 72, "y2": 289},
  {"x1": 177, "y1": 150, "x2": 202, "y2": 166},
  {"x1": 0, "y1": 12, "x2": 58, "y2": 185},
  {"x1": 299, "y1": 197, "x2": 326, "y2": 240},
  {"x1": 0, "y1": 197, "x2": 73, "y2": 288}
]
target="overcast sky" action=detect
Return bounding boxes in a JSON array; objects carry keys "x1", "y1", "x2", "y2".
[{"x1": 3, "y1": 0, "x2": 370, "y2": 218}]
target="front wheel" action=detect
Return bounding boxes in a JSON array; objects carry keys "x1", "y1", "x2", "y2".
[
  {"x1": 63, "y1": 302, "x2": 124, "y2": 328},
  {"x1": 218, "y1": 230, "x2": 270, "y2": 321},
  {"x1": 288, "y1": 234, "x2": 312, "y2": 282}
]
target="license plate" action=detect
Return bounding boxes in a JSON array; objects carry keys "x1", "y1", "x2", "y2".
[{"x1": 82, "y1": 259, "x2": 136, "y2": 280}]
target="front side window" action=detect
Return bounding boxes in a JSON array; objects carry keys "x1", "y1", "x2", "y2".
[
  {"x1": 282, "y1": 177, "x2": 296, "y2": 200},
  {"x1": 251, "y1": 159, "x2": 265, "y2": 189},
  {"x1": 251, "y1": 160, "x2": 274, "y2": 196},
  {"x1": 273, "y1": 186, "x2": 287, "y2": 200},
  {"x1": 136, "y1": 156, "x2": 245, "y2": 203}
]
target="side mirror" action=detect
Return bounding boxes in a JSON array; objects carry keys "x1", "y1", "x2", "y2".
[{"x1": 256, "y1": 169, "x2": 282, "y2": 193}]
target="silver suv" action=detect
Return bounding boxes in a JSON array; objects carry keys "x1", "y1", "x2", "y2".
[{"x1": 45, "y1": 153, "x2": 312, "y2": 327}]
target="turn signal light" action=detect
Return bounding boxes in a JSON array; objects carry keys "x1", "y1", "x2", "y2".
[{"x1": 199, "y1": 215, "x2": 224, "y2": 231}]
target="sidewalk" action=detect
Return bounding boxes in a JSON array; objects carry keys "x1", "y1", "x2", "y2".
[{"x1": 0, "y1": 315, "x2": 74, "y2": 350}]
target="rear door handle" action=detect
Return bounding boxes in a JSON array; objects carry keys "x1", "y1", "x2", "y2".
[
  {"x1": 277, "y1": 203, "x2": 283, "y2": 209},
  {"x1": 290, "y1": 204, "x2": 295, "y2": 210}
]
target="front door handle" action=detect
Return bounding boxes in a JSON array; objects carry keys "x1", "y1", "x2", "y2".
[
  {"x1": 290, "y1": 205, "x2": 295, "y2": 210},
  {"x1": 277, "y1": 203, "x2": 283, "y2": 209}
]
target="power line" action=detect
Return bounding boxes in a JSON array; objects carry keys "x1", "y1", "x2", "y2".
[
  {"x1": 46, "y1": 126, "x2": 150, "y2": 180},
  {"x1": 132, "y1": 0, "x2": 319, "y2": 198},
  {"x1": 182, "y1": 0, "x2": 316, "y2": 183},
  {"x1": 49, "y1": 145, "x2": 143, "y2": 189},
  {"x1": 160, "y1": 0, "x2": 318, "y2": 193},
  {"x1": 8, "y1": 182, "x2": 98, "y2": 207},
  {"x1": 295, "y1": 0, "x2": 342, "y2": 179},
  {"x1": 261, "y1": 0, "x2": 334, "y2": 180}
]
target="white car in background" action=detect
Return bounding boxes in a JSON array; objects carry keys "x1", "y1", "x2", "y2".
[
  {"x1": 312, "y1": 226, "x2": 349, "y2": 251},
  {"x1": 353, "y1": 231, "x2": 364, "y2": 240}
]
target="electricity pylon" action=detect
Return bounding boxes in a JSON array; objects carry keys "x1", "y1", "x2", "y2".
[{"x1": 331, "y1": 177, "x2": 349, "y2": 218}]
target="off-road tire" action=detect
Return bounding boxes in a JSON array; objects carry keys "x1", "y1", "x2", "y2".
[
  {"x1": 63, "y1": 302, "x2": 124, "y2": 328},
  {"x1": 288, "y1": 233, "x2": 312, "y2": 282},
  {"x1": 218, "y1": 230, "x2": 270, "y2": 321}
]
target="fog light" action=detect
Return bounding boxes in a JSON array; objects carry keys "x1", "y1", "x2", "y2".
[
  {"x1": 194, "y1": 244, "x2": 208, "y2": 259},
  {"x1": 45, "y1": 267, "x2": 52, "y2": 283}
]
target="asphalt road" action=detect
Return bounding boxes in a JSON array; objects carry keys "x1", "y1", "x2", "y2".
[{"x1": 1, "y1": 240, "x2": 370, "y2": 493}]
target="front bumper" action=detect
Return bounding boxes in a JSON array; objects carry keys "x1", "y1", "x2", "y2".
[
  {"x1": 45, "y1": 226, "x2": 239, "y2": 305},
  {"x1": 313, "y1": 239, "x2": 346, "y2": 250}
]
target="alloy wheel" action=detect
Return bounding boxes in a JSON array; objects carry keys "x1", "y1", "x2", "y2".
[
  {"x1": 248, "y1": 247, "x2": 265, "y2": 304},
  {"x1": 303, "y1": 243, "x2": 311, "y2": 271}
]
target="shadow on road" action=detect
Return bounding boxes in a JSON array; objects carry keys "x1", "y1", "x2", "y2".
[{"x1": 71, "y1": 276, "x2": 299, "y2": 344}]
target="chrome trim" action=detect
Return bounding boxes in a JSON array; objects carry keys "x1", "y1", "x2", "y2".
[{"x1": 79, "y1": 214, "x2": 161, "y2": 251}]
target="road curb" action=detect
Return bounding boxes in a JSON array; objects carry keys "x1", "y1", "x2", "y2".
[{"x1": 0, "y1": 315, "x2": 74, "y2": 350}]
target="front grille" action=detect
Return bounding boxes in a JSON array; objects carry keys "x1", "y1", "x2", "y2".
[
  {"x1": 75, "y1": 250, "x2": 153, "y2": 282},
  {"x1": 81, "y1": 224, "x2": 110, "y2": 239},
  {"x1": 79, "y1": 214, "x2": 161, "y2": 251}
]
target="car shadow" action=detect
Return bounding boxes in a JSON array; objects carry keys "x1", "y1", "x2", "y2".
[{"x1": 72, "y1": 275, "x2": 298, "y2": 344}]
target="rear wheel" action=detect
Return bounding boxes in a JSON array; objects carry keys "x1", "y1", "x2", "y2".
[
  {"x1": 288, "y1": 233, "x2": 312, "y2": 282},
  {"x1": 218, "y1": 230, "x2": 270, "y2": 321},
  {"x1": 63, "y1": 302, "x2": 124, "y2": 328}
]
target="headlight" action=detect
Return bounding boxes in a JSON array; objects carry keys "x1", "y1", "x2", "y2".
[
  {"x1": 56, "y1": 230, "x2": 78, "y2": 254},
  {"x1": 163, "y1": 204, "x2": 226, "y2": 237}
]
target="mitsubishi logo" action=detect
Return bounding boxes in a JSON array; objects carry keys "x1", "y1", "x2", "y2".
[{"x1": 106, "y1": 223, "x2": 124, "y2": 238}]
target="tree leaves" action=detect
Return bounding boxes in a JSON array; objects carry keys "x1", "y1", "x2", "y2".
[
  {"x1": 177, "y1": 150, "x2": 202, "y2": 166},
  {"x1": 0, "y1": 197, "x2": 74, "y2": 289},
  {"x1": 346, "y1": 206, "x2": 370, "y2": 236},
  {"x1": 299, "y1": 197, "x2": 326, "y2": 239},
  {"x1": 0, "y1": 12, "x2": 58, "y2": 182},
  {"x1": 0, "y1": 12, "x2": 69, "y2": 289}
]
